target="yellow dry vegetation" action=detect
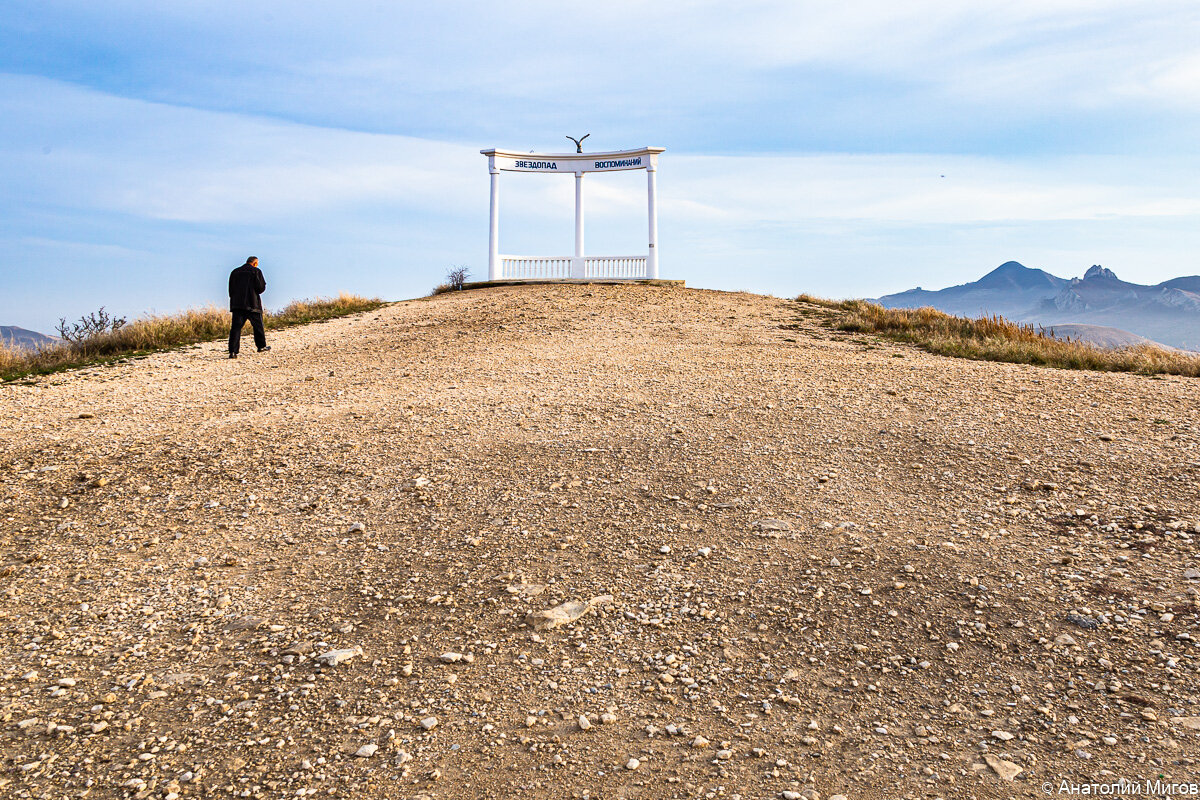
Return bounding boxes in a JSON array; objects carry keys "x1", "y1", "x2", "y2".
[{"x1": 796, "y1": 295, "x2": 1200, "y2": 377}]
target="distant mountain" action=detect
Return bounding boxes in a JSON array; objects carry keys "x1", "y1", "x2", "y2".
[
  {"x1": 1, "y1": 326, "x2": 59, "y2": 350},
  {"x1": 877, "y1": 261, "x2": 1069, "y2": 321},
  {"x1": 876, "y1": 262, "x2": 1200, "y2": 351}
]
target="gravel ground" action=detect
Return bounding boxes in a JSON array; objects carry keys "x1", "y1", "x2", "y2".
[{"x1": 1, "y1": 283, "x2": 1198, "y2": 800}]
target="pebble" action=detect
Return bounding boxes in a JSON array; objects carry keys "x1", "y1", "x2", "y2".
[
  {"x1": 355, "y1": 744, "x2": 378, "y2": 758},
  {"x1": 316, "y1": 646, "x2": 363, "y2": 666},
  {"x1": 626, "y1": 758, "x2": 640, "y2": 770},
  {"x1": 1065, "y1": 613, "x2": 1098, "y2": 630},
  {"x1": 525, "y1": 595, "x2": 613, "y2": 631},
  {"x1": 984, "y1": 754, "x2": 1023, "y2": 781},
  {"x1": 578, "y1": 715, "x2": 592, "y2": 731},
  {"x1": 420, "y1": 716, "x2": 438, "y2": 731}
]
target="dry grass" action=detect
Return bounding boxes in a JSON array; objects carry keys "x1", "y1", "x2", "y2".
[
  {"x1": 2, "y1": 293, "x2": 385, "y2": 382},
  {"x1": 796, "y1": 295, "x2": 1200, "y2": 377}
]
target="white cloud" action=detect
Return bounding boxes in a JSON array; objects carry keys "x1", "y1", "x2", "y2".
[
  {"x1": 661, "y1": 153, "x2": 1200, "y2": 225},
  {"x1": 660, "y1": 0, "x2": 1200, "y2": 114},
  {"x1": 6, "y1": 74, "x2": 1198, "y2": 229},
  {"x1": 0, "y1": 75, "x2": 483, "y2": 224},
  {"x1": 12, "y1": 0, "x2": 1200, "y2": 148},
  {"x1": 1122, "y1": 52, "x2": 1200, "y2": 105}
]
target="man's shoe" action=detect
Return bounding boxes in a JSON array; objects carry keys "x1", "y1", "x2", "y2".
[
  {"x1": 229, "y1": 353, "x2": 238, "y2": 359},
  {"x1": 258, "y1": 346, "x2": 271, "y2": 353}
]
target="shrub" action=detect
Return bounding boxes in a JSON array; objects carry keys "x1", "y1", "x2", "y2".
[
  {"x1": 431, "y1": 266, "x2": 472, "y2": 296},
  {"x1": 446, "y1": 266, "x2": 470, "y2": 290},
  {"x1": 56, "y1": 307, "x2": 126, "y2": 343}
]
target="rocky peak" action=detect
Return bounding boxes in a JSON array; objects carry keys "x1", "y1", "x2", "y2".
[{"x1": 1083, "y1": 265, "x2": 1119, "y2": 281}]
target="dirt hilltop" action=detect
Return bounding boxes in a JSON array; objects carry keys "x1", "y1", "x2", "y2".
[{"x1": 1, "y1": 284, "x2": 1198, "y2": 800}]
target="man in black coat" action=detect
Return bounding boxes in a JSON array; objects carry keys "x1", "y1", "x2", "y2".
[{"x1": 228, "y1": 256, "x2": 270, "y2": 358}]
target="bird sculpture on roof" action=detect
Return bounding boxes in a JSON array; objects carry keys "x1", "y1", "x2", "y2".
[{"x1": 567, "y1": 134, "x2": 590, "y2": 153}]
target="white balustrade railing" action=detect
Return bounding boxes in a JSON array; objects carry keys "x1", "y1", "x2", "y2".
[
  {"x1": 584, "y1": 256, "x2": 648, "y2": 279},
  {"x1": 499, "y1": 255, "x2": 573, "y2": 280},
  {"x1": 498, "y1": 255, "x2": 650, "y2": 280}
]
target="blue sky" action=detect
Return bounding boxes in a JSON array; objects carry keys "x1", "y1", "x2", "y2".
[{"x1": 2, "y1": 0, "x2": 1199, "y2": 333}]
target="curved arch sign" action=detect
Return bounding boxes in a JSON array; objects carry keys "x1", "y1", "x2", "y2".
[
  {"x1": 480, "y1": 146, "x2": 664, "y2": 281},
  {"x1": 488, "y1": 149, "x2": 661, "y2": 173}
]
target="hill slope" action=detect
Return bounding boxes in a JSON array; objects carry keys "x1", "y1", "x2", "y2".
[
  {"x1": 1, "y1": 285, "x2": 1198, "y2": 799},
  {"x1": 1039, "y1": 323, "x2": 1181, "y2": 351}
]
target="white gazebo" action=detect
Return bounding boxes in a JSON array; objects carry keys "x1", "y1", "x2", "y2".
[{"x1": 480, "y1": 146, "x2": 664, "y2": 281}]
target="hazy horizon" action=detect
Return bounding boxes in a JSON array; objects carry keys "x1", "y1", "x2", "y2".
[{"x1": 10, "y1": 257, "x2": 1197, "y2": 339}]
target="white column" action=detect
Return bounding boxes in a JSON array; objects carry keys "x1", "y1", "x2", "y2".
[
  {"x1": 570, "y1": 171, "x2": 585, "y2": 279},
  {"x1": 574, "y1": 172, "x2": 585, "y2": 259},
  {"x1": 647, "y1": 161, "x2": 659, "y2": 279},
  {"x1": 488, "y1": 160, "x2": 500, "y2": 280}
]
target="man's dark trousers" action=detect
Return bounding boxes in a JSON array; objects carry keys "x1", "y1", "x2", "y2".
[{"x1": 229, "y1": 311, "x2": 266, "y2": 355}]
